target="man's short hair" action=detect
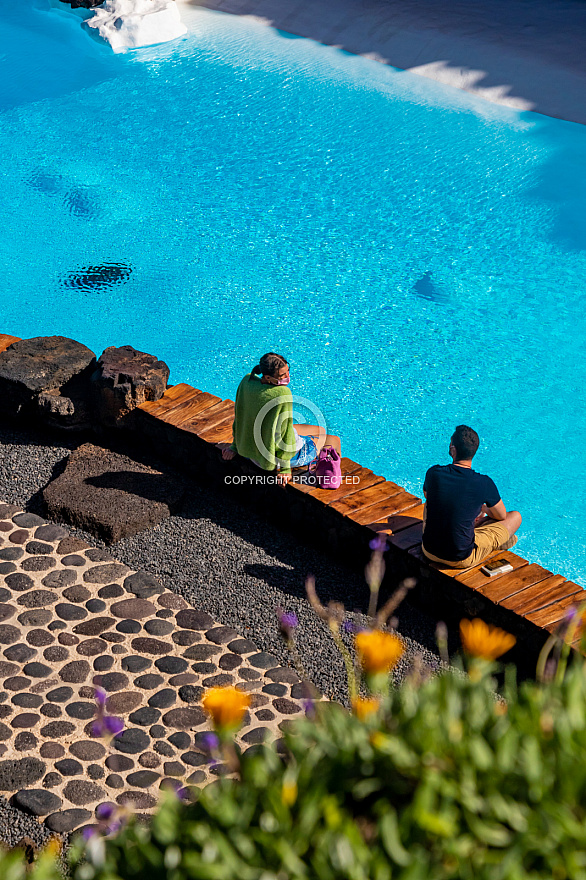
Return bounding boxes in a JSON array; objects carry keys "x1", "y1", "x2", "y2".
[{"x1": 451, "y1": 425, "x2": 479, "y2": 460}]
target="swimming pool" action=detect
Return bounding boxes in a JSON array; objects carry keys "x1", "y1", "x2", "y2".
[{"x1": 3, "y1": 1, "x2": 586, "y2": 584}]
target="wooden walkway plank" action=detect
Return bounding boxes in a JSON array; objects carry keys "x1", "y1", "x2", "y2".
[
  {"x1": 177, "y1": 399, "x2": 235, "y2": 435},
  {"x1": 329, "y1": 480, "x2": 403, "y2": 517},
  {"x1": 197, "y1": 409, "x2": 235, "y2": 443},
  {"x1": 369, "y1": 505, "x2": 425, "y2": 537},
  {"x1": 158, "y1": 391, "x2": 223, "y2": 427},
  {"x1": 0, "y1": 334, "x2": 20, "y2": 353},
  {"x1": 455, "y1": 552, "x2": 528, "y2": 590},
  {"x1": 138, "y1": 384, "x2": 200, "y2": 418},
  {"x1": 525, "y1": 589, "x2": 584, "y2": 630},
  {"x1": 474, "y1": 563, "x2": 555, "y2": 605},
  {"x1": 199, "y1": 421, "x2": 234, "y2": 444},
  {"x1": 288, "y1": 458, "x2": 362, "y2": 498},
  {"x1": 349, "y1": 491, "x2": 421, "y2": 526},
  {"x1": 390, "y1": 522, "x2": 424, "y2": 551},
  {"x1": 289, "y1": 467, "x2": 385, "y2": 506},
  {"x1": 505, "y1": 575, "x2": 577, "y2": 616},
  {"x1": 325, "y1": 469, "x2": 386, "y2": 504}
]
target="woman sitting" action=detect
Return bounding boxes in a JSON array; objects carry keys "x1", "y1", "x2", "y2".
[{"x1": 221, "y1": 352, "x2": 341, "y2": 485}]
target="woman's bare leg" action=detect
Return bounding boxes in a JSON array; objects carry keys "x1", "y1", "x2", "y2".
[{"x1": 294, "y1": 424, "x2": 341, "y2": 454}]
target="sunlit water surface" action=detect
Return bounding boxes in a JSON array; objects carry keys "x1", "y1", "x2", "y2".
[{"x1": 2, "y1": 1, "x2": 586, "y2": 584}]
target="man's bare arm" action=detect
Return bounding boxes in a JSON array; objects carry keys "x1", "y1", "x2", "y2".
[{"x1": 485, "y1": 500, "x2": 507, "y2": 521}]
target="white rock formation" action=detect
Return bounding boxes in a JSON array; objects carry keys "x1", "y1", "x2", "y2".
[{"x1": 84, "y1": 0, "x2": 187, "y2": 53}]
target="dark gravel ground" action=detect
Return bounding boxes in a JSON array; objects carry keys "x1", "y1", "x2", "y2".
[
  {"x1": 0, "y1": 420, "x2": 449, "y2": 846},
  {"x1": 0, "y1": 794, "x2": 58, "y2": 850}
]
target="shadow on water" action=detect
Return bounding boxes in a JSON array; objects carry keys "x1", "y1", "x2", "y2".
[
  {"x1": 186, "y1": 0, "x2": 586, "y2": 124},
  {"x1": 0, "y1": 0, "x2": 119, "y2": 112},
  {"x1": 59, "y1": 263, "x2": 132, "y2": 293},
  {"x1": 411, "y1": 271, "x2": 448, "y2": 304},
  {"x1": 62, "y1": 186, "x2": 100, "y2": 220},
  {"x1": 274, "y1": 29, "x2": 304, "y2": 41},
  {"x1": 26, "y1": 168, "x2": 64, "y2": 196},
  {"x1": 527, "y1": 113, "x2": 586, "y2": 253},
  {"x1": 26, "y1": 167, "x2": 101, "y2": 220}
]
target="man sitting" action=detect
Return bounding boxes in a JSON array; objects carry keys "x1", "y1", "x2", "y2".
[{"x1": 422, "y1": 425, "x2": 522, "y2": 569}]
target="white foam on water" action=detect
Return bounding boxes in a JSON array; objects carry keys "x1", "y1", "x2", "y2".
[{"x1": 82, "y1": 0, "x2": 187, "y2": 52}]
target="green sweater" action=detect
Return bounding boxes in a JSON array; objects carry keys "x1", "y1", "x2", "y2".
[{"x1": 230, "y1": 374, "x2": 296, "y2": 474}]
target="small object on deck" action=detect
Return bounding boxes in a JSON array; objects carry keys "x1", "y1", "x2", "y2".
[
  {"x1": 313, "y1": 446, "x2": 342, "y2": 490},
  {"x1": 481, "y1": 558, "x2": 514, "y2": 577}
]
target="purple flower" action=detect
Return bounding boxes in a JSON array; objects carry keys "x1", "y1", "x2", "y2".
[
  {"x1": 82, "y1": 826, "x2": 98, "y2": 841},
  {"x1": 91, "y1": 684, "x2": 124, "y2": 740},
  {"x1": 92, "y1": 715, "x2": 124, "y2": 738},
  {"x1": 303, "y1": 699, "x2": 316, "y2": 718},
  {"x1": 162, "y1": 777, "x2": 182, "y2": 792},
  {"x1": 369, "y1": 535, "x2": 388, "y2": 553},
  {"x1": 104, "y1": 716, "x2": 124, "y2": 735},
  {"x1": 201, "y1": 731, "x2": 220, "y2": 752},
  {"x1": 107, "y1": 818, "x2": 124, "y2": 835},
  {"x1": 277, "y1": 607, "x2": 299, "y2": 637},
  {"x1": 544, "y1": 657, "x2": 557, "y2": 681},
  {"x1": 343, "y1": 619, "x2": 357, "y2": 633},
  {"x1": 96, "y1": 803, "x2": 115, "y2": 822}
]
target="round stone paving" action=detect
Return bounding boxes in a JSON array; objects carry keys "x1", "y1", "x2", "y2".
[{"x1": 0, "y1": 503, "x2": 318, "y2": 833}]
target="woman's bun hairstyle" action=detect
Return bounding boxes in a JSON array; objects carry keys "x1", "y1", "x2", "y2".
[{"x1": 249, "y1": 352, "x2": 288, "y2": 380}]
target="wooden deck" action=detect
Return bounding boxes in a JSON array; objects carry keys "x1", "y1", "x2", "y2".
[
  {"x1": 133, "y1": 382, "x2": 585, "y2": 652},
  {"x1": 0, "y1": 334, "x2": 21, "y2": 353}
]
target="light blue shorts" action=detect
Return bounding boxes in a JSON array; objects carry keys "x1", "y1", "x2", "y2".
[{"x1": 290, "y1": 435, "x2": 318, "y2": 467}]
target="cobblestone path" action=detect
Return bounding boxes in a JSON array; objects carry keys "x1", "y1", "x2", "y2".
[{"x1": 0, "y1": 502, "x2": 311, "y2": 835}]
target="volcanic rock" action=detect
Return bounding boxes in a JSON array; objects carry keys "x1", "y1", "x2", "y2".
[
  {"x1": 91, "y1": 345, "x2": 169, "y2": 427},
  {"x1": 43, "y1": 444, "x2": 184, "y2": 543},
  {"x1": 0, "y1": 336, "x2": 96, "y2": 428}
]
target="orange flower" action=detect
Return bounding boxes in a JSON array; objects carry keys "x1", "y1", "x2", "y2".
[
  {"x1": 203, "y1": 686, "x2": 250, "y2": 730},
  {"x1": 352, "y1": 696, "x2": 380, "y2": 720},
  {"x1": 459, "y1": 618, "x2": 516, "y2": 660},
  {"x1": 355, "y1": 630, "x2": 404, "y2": 674}
]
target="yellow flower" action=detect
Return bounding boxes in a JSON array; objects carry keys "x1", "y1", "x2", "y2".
[
  {"x1": 370, "y1": 731, "x2": 387, "y2": 749},
  {"x1": 282, "y1": 781, "x2": 298, "y2": 806},
  {"x1": 203, "y1": 686, "x2": 250, "y2": 730},
  {"x1": 355, "y1": 630, "x2": 404, "y2": 674},
  {"x1": 43, "y1": 837, "x2": 62, "y2": 859},
  {"x1": 459, "y1": 618, "x2": 516, "y2": 660},
  {"x1": 352, "y1": 696, "x2": 380, "y2": 720}
]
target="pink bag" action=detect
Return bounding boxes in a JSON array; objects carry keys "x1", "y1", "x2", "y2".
[{"x1": 313, "y1": 446, "x2": 342, "y2": 490}]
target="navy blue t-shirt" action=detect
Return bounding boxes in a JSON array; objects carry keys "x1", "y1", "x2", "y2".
[{"x1": 422, "y1": 464, "x2": 501, "y2": 561}]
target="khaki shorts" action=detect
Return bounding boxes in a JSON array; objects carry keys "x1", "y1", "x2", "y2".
[{"x1": 422, "y1": 512, "x2": 510, "y2": 570}]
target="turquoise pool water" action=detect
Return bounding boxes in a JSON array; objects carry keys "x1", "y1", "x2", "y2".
[{"x1": 3, "y1": 1, "x2": 586, "y2": 585}]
